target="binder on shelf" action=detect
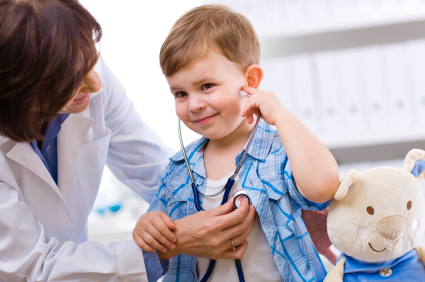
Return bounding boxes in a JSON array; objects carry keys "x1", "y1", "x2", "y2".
[
  {"x1": 356, "y1": 0, "x2": 380, "y2": 15},
  {"x1": 357, "y1": 45, "x2": 389, "y2": 128},
  {"x1": 381, "y1": 42, "x2": 413, "y2": 126},
  {"x1": 405, "y1": 39, "x2": 425, "y2": 124},
  {"x1": 261, "y1": 57, "x2": 296, "y2": 116},
  {"x1": 263, "y1": 0, "x2": 282, "y2": 27},
  {"x1": 307, "y1": 0, "x2": 329, "y2": 19},
  {"x1": 283, "y1": 0, "x2": 306, "y2": 22},
  {"x1": 235, "y1": 0, "x2": 259, "y2": 29},
  {"x1": 286, "y1": 54, "x2": 319, "y2": 132},
  {"x1": 338, "y1": 48, "x2": 365, "y2": 130},
  {"x1": 331, "y1": 0, "x2": 357, "y2": 17},
  {"x1": 314, "y1": 51, "x2": 343, "y2": 132},
  {"x1": 379, "y1": 0, "x2": 399, "y2": 12}
]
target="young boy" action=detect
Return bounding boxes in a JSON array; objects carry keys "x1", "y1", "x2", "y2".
[{"x1": 135, "y1": 5, "x2": 339, "y2": 282}]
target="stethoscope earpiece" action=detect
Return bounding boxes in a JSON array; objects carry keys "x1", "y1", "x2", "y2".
[{"x1": 240, "y1": 90, "x2": 250, "y2": 97}]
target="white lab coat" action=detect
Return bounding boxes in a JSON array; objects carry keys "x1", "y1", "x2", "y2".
[{"x1": 0, "y1": 57, "x2": 173, "y2": 282}]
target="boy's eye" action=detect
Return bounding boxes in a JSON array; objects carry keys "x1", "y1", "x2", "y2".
[
  {"x1": 201, "y1": 83, "x2": 214, "y2": 90},
  {"x1": 175, "y1": 91, "x2": 188, "y2": 98}
]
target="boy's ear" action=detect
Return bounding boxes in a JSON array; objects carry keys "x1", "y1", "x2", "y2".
[{"x1": 244, "y1": 64, "x2": 264, "y2": 89}]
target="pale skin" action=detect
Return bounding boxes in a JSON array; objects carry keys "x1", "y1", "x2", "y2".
[{"x1": 135, "y1": 50, "x2": 340, "y2": 264}]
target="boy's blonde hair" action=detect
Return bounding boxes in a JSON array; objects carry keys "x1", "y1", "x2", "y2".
[{"x1": 160, "y1": 4, "x2": 260, "y2": 77}]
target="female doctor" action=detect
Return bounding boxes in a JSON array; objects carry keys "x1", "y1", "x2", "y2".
[
  {"x1": 0, "y1": 1, "x2": 335, "y2": 281},
  {"x1": 0, "y1": 1, "x2": 259, "y2": 281}
]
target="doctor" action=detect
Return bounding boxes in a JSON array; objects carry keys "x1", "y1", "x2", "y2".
[{"x1": 0, "y1": 1, "x2": 258, "y2": 281}]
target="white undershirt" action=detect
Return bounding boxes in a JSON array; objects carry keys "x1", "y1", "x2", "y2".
[{"x1": 196, "y1": 173, "x2": 283, "y2": 282}]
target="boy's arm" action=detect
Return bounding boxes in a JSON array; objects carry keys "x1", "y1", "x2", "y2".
[
  {"x1": 242, "y1": 86, "x2": 339, "y2": 203},
  {"x1": 274, "y1": 107, "x2": 339, "y2": 203}
]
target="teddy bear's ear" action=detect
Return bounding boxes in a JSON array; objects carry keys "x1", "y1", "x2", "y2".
[
  {"x1": 403, "y1": 149, "x2": 425, "y2": 182},
  {"x1": 334, "y1": 169, "x2": 359, "y2": 200}
]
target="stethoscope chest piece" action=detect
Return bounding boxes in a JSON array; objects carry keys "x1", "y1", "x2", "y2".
[{"x1": 233, "y1": 189, "x2": 251, "y2": 209}]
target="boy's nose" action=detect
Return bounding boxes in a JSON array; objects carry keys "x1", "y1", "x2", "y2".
[{"x1": 188, "y1": 94, "x2": 207, "y2": 112}]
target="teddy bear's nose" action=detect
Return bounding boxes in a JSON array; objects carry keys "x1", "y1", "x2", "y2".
[{"x1": 377, "y1": 215, "x2": 407, "y2": 241}]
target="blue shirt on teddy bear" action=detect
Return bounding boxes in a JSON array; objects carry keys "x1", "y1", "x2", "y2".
[{"x1": 337, "y1": 249, "x2": 425, "y2": 281}]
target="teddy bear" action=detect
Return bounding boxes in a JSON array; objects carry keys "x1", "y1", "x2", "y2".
[{"x1": 324, "y1": 149, "x2": 425, "y2": 281}]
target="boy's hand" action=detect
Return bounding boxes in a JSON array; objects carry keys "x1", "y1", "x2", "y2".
[
  {"x1": 133, "y1": 211, "x2": 177, "y2": 253},
  {"x1": 241, "y1": 86, "x2": 286, "y2": 126}
]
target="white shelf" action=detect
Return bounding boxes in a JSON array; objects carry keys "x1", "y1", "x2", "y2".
[
  {"x1": 317, "y1": 124, "x2": 425, "y2": 150},
  {"x1": 259, "y1": 10, "x2": 425, "y2": 41}
]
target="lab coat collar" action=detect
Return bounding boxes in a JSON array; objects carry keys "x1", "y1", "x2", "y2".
[
  {"x1": 7, "y1": 141, "x2": 63, "y2": 199},
  {"x1": 0, "y1": 135, "x2": 8, "y2": 146},
  {"x1": 5, "y1": 114, "x2": 93, "y2": 202},
  {"x1": 57, "y1": 114, "x2": 93, "y2": 193}
]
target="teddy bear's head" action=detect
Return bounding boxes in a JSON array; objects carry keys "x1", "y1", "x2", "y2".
[{"x1": 327, "y1": 149, "x2": 425, "y2": 262}]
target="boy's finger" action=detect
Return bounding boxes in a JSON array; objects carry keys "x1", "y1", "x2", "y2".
[
  {"x1": 241, "y1": 97, "x2": 260, "y2": 118},
  {"x1": 242, "y1": 86, "x2": 262, "y2": 96},
  {"x1": 146, "y1": 225, "x2": 176, "y2": 250},
  {"x1": 134, "y1": 236, "x2": 156, "y2": 252},
  {"x1": 161, "y1": 213, "x2": 176, "y2": 230},
  {"x1": 154, "y1": 219, "x2": 177, "y2": 243},
  {"x1": 143, "y1": 232, "x2": 168, "y2": 252}
]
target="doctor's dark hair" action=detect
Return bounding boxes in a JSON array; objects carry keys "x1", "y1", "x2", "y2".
[
  {"x1": 0, "y1": 0, "x2": 102, "y2": 142},
  {"x1": 160, "y1": 4, "x2": 260, "y2": 77}
]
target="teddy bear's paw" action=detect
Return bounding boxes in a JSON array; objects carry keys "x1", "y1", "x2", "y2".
[
  {"x1": 324, "y1": 257, "x2": 345, "y2": 282},
  {"x1": 414, "y1": 245, "x2": 425, "y2": 266}
]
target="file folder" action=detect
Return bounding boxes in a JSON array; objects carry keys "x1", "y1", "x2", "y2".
[
  {"x1": 382, "y1": 42, "x2": 413, "y2": 126},
  {"x1": 314, "y1": 51, "x2": 343, "y2": 132},
  {"x1": 357, "y1": 45, "x2": 389, "y2": 128}
]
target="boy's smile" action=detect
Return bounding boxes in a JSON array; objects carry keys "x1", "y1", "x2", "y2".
[
  {"x1": 166, "y1": 51, "x2": 250, "y2": 140},
  {"x1": 195, "y1": 114, "x2": 217, "y2": 125}
]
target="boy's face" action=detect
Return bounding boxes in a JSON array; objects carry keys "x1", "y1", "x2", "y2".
[{"x1": 166, "y1": 51, "x2": 248, "y2": 140}]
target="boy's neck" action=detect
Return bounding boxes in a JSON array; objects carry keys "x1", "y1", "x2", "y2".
[{"x1": 203, "y1": 117, "x2": 257, "y2": 181}]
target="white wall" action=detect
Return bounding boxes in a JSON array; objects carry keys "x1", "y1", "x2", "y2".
[{"x1": 80, "y1": 0, "x2": 202, "y2": 152}]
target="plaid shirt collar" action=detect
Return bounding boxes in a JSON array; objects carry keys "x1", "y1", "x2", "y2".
[{"x1": 169, "y1": 119, "x2": 276, "y2": 169}]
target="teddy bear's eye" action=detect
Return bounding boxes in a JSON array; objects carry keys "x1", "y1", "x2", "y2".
[
  {"x1": 367, "y1": 206, "x2": 374, "y2": 215},
  {"x1": 407, "y1": 201, "x2": 412, "y2": 210}
]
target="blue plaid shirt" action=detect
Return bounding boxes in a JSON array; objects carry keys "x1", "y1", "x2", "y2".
[{"x1": 145, "y1": 119, "x2": 330, "y2": 282}]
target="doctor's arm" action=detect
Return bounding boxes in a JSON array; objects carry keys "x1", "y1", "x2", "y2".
[{"x1": 0, "y1": 181, "x2": 148, "y2": 282}]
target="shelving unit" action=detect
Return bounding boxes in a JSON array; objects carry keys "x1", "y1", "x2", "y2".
[{"x1": 205, "y1": 0, "x2": 425, "y2": 163}]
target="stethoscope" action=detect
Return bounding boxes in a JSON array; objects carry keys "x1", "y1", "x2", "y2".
[{"x1": 177, "y1": 111, "x2": 261, "y2": 282}]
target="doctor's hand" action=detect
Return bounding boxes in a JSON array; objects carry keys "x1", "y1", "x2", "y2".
[
  {"x1": 301, "y1": 208, "x2": 338, "y2": 265},
  {"x1": 241, "y1": 86, "x2": 286, "y2": 126},
  {"x1": 157, "y1": 198, "x2": 256, "y2": 261},
  {"x1": 133, "y1": 211, "x2": 177, "y2": 253}
]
